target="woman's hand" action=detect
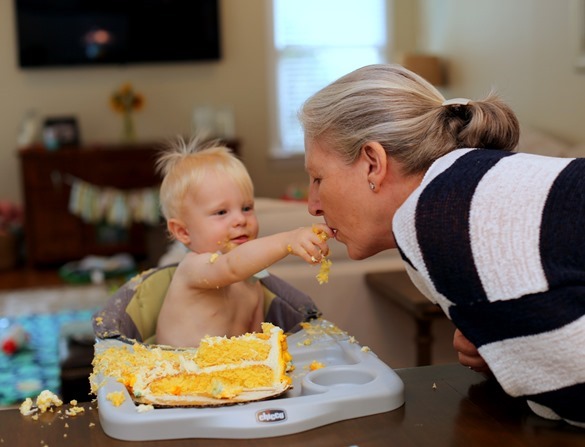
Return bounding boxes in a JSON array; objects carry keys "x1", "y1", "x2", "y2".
[{"x1": 453, "y1": 329, "x2": 491, "y2": 374}]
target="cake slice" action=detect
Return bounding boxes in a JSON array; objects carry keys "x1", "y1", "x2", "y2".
[{"x1": 90, "y1": 323, "x2": 293, "y2": 407}]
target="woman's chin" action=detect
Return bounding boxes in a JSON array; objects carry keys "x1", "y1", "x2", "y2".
[
  {"x1": 335, "y1": 232, "x2": 373, "y2": 260},
  {"x1": 345, "y1": 244, "x2": 368, "y2": 261},
  {"x1": 345, "y1": 241, "x2": 384, "y2": 260}
]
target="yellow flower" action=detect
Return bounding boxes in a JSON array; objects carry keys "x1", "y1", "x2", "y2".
[{"x1": 110, "y1": 83, "x2": 145, "y2": 114}]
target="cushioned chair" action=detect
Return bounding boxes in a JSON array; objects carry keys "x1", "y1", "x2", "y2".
[{"x1": 92, "y1": 264, "x2": 321, "y2": 344}]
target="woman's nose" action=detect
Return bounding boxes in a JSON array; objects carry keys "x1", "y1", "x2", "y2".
[{"x1": 307, "y1": 192, "x2": 323, "y2": 216}]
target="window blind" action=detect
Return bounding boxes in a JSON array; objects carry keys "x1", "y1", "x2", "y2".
[{"x1": 273, "y1": 0, "x2": 388, "y2": 154}]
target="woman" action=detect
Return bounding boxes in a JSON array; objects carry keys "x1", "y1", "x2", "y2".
[{"x1": 299, "y1": 64, "x2": 585, "y2": 427}]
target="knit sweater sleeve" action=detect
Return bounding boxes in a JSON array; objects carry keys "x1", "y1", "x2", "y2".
[{"x1": 393, "y1": 148, "x2": 585, "y2": 427}]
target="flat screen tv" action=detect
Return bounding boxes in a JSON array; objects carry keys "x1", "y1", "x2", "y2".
[{"x1": 14, "y1": 0, "x2": 221, "y2": 68}]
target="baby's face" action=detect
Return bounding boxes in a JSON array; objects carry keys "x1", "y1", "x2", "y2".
[{"x1": 180, "y1": 171, "x2": 258, "y2": 254}]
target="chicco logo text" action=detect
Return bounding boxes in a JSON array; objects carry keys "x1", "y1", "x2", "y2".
[{"x1": 256, "y1": 409, "x2": 287, "y2": 423}]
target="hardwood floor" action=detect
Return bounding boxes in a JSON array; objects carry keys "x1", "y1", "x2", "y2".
[{"x1": 0, "y1": 267, "x2": 65, "y2": 291}]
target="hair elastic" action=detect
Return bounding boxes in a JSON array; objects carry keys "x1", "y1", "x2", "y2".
[{"x1": 442, "y1": 98, "x2": 471, "y2": 106}]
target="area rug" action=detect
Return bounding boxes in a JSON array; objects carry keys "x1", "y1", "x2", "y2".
[
  {"x1": 0, "y1": 308, "x2": 100, "y2": 406},
  {"x1": 0, "y1": 285, "x2": 111, "y2": 407}
]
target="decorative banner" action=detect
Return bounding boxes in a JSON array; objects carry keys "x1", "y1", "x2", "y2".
[{"x1": 67, "y1": 176, "x2": 160, "y2": 227}]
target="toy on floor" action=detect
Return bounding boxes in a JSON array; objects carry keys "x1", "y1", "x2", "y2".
[{"x1": 1, "y1": 324, "x2": 29, "y2": 355}]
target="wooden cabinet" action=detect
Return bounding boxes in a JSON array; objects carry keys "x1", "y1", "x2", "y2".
[{"x1": 18, "y1": 140, "x2": 239, "y2": 267}]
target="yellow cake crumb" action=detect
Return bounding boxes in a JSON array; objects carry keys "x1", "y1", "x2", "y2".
[
  {"x1": 316, "y1": 258, "x2": 332, "y2": 284},
  {"x1": 19, "y1": 397, "x2": 35, "y2": 416},
  {"x1": 36, "y1": 390, "x2": 63, "y2": 413},
  {"x1": 209, "y1": 253, "x2": 219, "y2": 264},
  {"x1": 310, "y1": 226, "x2": 332, "y2": 284},
  {"x1": 360, "y1": 346, "x2": 371, "y2": 352},
  {"x1": 312, "y1": 225, "x2": 329, "y2": 241},
  {"x1": 106, "y1": 391, "x2": 126, "y2": 407},
  {"x1": 222, "y1": 240, "x2": 236, "y2": 251},
  {"x1": 65, "y1": 406, "x2": 85, "y2": 416},
  {"x1": 287, "y1": 244, "x2": 293, "y2": 253},
  {"x1": 309, "y1": 361, "x2": 325, "y2": 371},
  {"x1": 95, "y1": 317, "x2": 103, "y2": 326}
]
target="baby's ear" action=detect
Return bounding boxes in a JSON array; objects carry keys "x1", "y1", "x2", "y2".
[{"x1": 167, "y1": 218, "x2": 190, "y2": 245}]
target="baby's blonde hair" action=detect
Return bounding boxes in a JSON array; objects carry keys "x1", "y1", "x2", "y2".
[{"x1": 156, "y1": 136, "x2": 253, "y2": 220}]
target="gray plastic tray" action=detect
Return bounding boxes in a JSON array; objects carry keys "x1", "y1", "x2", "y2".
[{"x1": 96, "y1": 319, "x2": 405, "y2": 440}]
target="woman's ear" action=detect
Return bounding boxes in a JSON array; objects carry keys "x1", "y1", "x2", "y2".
[
  {"x1": 167, "y1": 218, "x2": 190, "y2": 245},
  {"x1": 361, "y1": 141, "x2": 388, "y2": 188}
]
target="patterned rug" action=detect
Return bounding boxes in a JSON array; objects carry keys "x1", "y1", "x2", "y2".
[{"x1": 0, "y1": 307, "x2": 98, "y2": 406}]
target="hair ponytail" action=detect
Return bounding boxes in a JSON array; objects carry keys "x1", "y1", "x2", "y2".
[
  {"x1": 300, "y1": 64, "x2": 520, "y2": 176},
  {"x1": 454, "y1": 93, "x2": 519, "y2": 151}
]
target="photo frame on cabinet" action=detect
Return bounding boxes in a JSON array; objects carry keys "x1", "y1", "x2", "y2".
[{"x1": 42, "y1": 116, "x2": 80, "y2": 150}]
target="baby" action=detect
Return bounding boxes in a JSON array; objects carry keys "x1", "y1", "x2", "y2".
[{"x1": 155, "y1": 137, "x2": 331, "y2": 347}]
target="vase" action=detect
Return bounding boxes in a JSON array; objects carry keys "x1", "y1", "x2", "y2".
[{"x1": 121, "y1": 111, "x2": 136, "y2": 143}]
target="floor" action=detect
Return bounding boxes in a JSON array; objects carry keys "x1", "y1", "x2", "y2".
[
  {"x1": 0, "y1": 267, "x2": 65, "y2": 291},
  {"x1": 0, "y1": 267, "x2": 111, "y2": 316}
]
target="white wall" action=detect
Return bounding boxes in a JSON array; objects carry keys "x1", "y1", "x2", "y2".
[
  {"x1": 420, "y1": 0, "x2": 585, "y2": 146},
  {"x1": 0, "y1": 0, "x2": 309, "y2": 204},
  {"x1": 3, "y1": 0, "x2": 585, "y2": 205}
]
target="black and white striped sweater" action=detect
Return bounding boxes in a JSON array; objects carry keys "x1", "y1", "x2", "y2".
[{"x1": 393, "y1": 148, "x2": 585, "y2": 427}]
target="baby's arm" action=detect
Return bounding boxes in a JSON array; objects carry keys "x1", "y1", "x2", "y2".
[{"x1": 182, "y1": 223, "x2": 333, "y2": 289}]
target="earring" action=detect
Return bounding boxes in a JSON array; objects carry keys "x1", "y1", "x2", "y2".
[{"x1": 369, "y1": 182, "x2": 375, "y2": 191}]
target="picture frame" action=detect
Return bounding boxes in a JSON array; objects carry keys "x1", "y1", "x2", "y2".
[{"x1": 42, "y1": 116, "x2": 80, "y2": 149}]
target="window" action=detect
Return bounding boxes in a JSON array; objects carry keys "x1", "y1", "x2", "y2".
[{"x1": 270, "y1": 0, "x2": 389, "y2": 156}]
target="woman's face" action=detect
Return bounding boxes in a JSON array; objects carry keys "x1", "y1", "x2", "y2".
[{"x1": 305, "y1": 138, "x2": 396, "y2": 260}]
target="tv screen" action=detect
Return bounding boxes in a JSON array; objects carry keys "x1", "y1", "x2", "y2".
[{"x1": 14, "y1": 0, "x2": 221, "y2": 68}]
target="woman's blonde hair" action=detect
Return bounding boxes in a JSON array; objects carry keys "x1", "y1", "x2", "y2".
[
  {"x1": 156, "y1": 136, "x2": 253, "y2": 220},
  {"x1": 299, "y1": 64, "x2": 520, "y2": 175}
]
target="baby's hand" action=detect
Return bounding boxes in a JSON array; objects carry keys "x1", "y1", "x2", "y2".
[{"x1": 286, "y1": 224, "x2": 332, "y2": 264}]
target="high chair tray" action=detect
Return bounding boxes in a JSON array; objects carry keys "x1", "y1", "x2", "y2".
[{"x1": 96, "y1": 319, "x2": 405, "y2": 440}]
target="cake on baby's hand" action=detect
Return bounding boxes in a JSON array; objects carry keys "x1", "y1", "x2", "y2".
[
  {"x1": 90, "y1": 323, "x2": 293, "y2": 407},
  {"x1": 312, "y1": 225, "x2": 332, "y2": 284}
]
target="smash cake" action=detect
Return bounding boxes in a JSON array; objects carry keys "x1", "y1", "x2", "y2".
[{"x1": 90, "y1": 322, "x2": 293, "y2": 407}]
